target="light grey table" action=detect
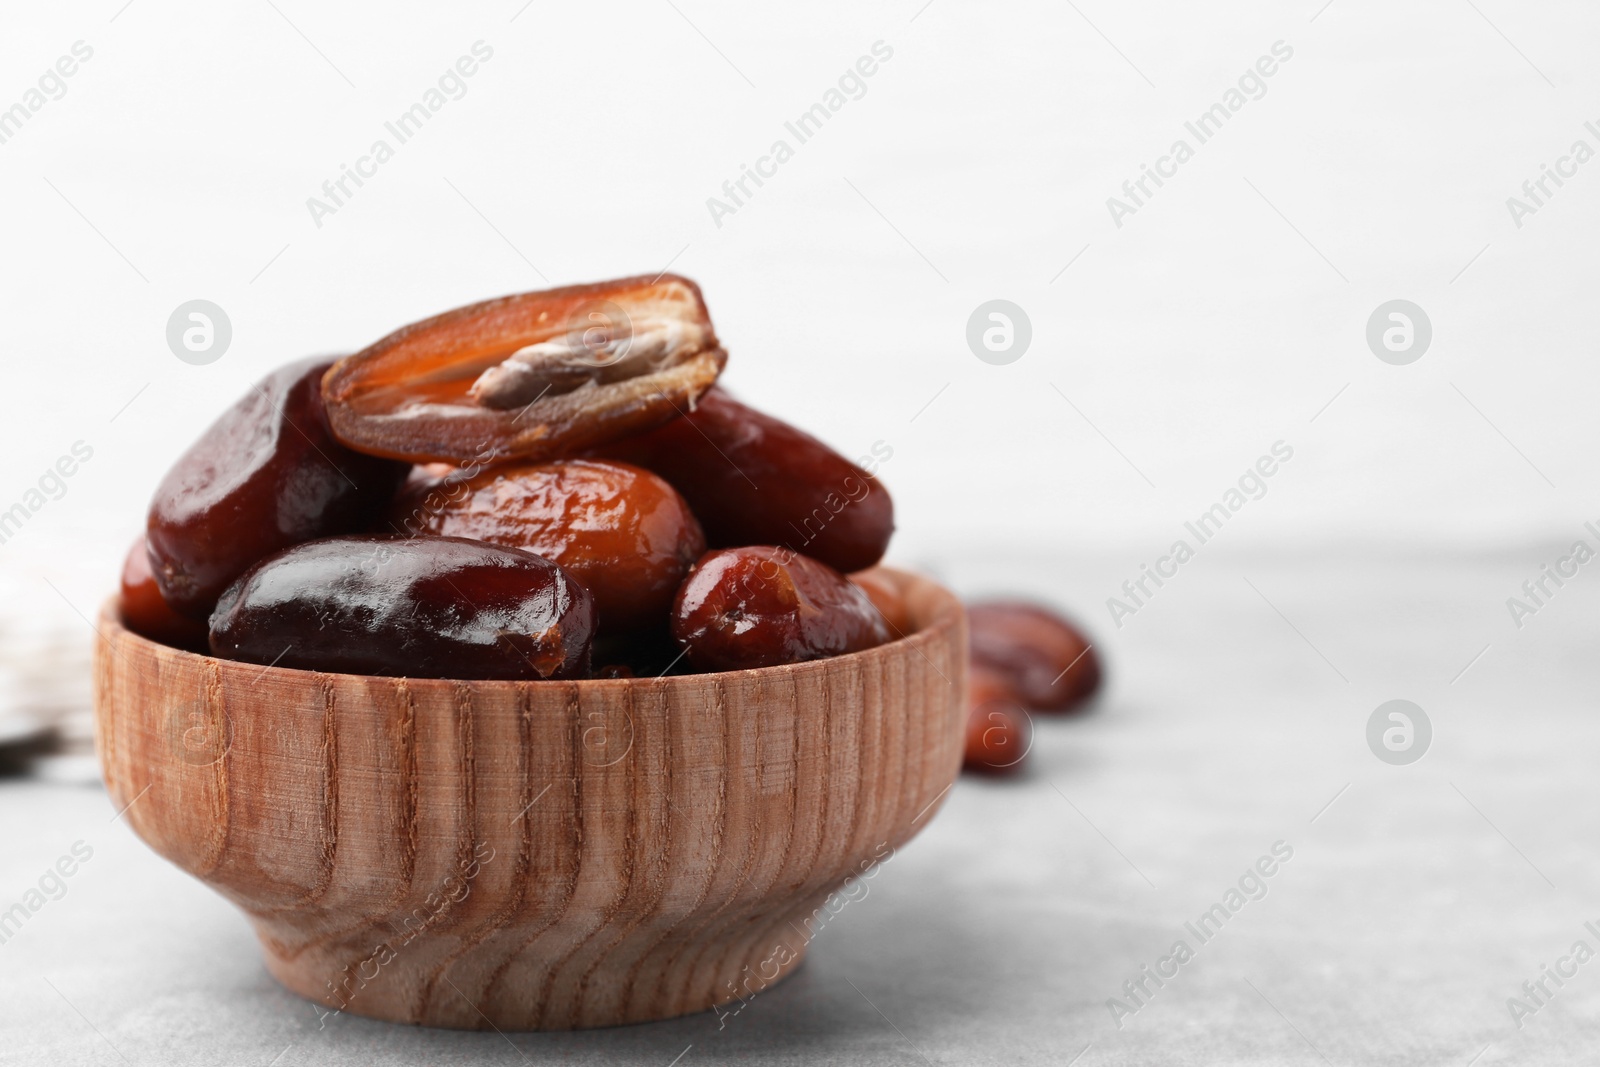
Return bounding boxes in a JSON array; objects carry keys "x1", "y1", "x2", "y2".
[{"x1": 2, "y1": 549, "x2": 1595, "y2": 1066}]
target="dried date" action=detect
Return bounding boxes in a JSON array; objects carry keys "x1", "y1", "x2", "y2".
[
  {"x1": 967, "y1": 601, "x2": 1101, "y2": 712},
  {"x1": 321, "y1": 275, "x2": 726, "y2": 464},
  {"x1": 209, "y1": 536, "x2": 593, "y2": 680},
  {"x1": 146, "y1": 358, "x2": 409, "y2": 620},
  {"x1": 598, "y1": 387, "x2": 893, "y2": 573},
  {"x1": 848, "y1": 567, "x2": 912, "y2": 636},
  {"x1": 670, "y1": 546, "x2": 889, "y2": 671},
  {"x1": 963, "y1": 695, "x2": 1031, "y2": 775},
  {"x1": 387, "y1": 458, "x2": 704, "y2": 633},
  {"x1": 119, "y1": 539, "x2": 209, "y2": 651}
]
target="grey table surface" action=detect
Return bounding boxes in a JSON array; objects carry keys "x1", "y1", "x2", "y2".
[{"x1": 2, "y1": 549, "x2": 1596, "y2": 1066}]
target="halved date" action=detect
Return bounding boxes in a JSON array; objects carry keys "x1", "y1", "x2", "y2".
[
  {"x1": 209, "y1": 536, "x2": 593, "y2": 680},
  {"x1": 386, "y1": 458, "x2": 704, "y2": 633},
  {"x1": 599, "y1": 387, "x2": 894, "y2": 573},
  {"x1": 321, "y1": 275, "x2": 726, "y2": 464},
  {"x1": 670, "y1": 546, "x2": 890, "y2": 671},
  {"x1": 147, "y1": 358, "x2": 410, "y2": 620}
]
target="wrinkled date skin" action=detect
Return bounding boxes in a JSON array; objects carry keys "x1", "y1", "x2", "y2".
[
  {"x1": 387, "y1": 458, "x2": 705, "y2": 633},
  {"x1": 967, "y1": 601, "x2": 1101, "y2": 712},
  {"x1": 598, "y1": 388, "x2": 894, "y2": 573},
  {"x1": 670, "y1": 546, "x2": 890, "y2": 672},
  {"x1": 119, "y1": 539, "x2": 209, "y2": 651},
  {"x1": 209, "y1": 536, "x2": 593, "y2": 680},
  {"x1": 147, "y1": 358, "x2": 409, "y2": 620},
  {"x1": 321, "y1": 275, "x2": 726, "y2": 464}
]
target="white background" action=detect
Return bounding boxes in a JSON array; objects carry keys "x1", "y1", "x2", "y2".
[{"x1": 2, "y1": 0, "x2": 1599, "y2": 633}]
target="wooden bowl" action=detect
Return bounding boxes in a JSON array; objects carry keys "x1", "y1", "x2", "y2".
[{"x1": 92, "y1": 569, "x2": 965, "y2": 1031}]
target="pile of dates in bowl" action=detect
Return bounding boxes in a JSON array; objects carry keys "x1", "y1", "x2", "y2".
[
  {"x1": 120, "y1": 274, "x2": 1100, "y2": 772},
  {"x1": 127, "y1": 275, "x2": 899, "y2": 679}
]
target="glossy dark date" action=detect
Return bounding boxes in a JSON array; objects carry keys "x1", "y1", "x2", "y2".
[
  {"x1": 148, "y1": 358, "x2": 409, "y2": 619},
  {"x1": 670, "y1": 546, "x2": 889, "y2": 672},
  {"x1": 598, "y1": 388, "x2": 894, "y2": 573},
  {"x1": 209, "y1": 536, "x2": 593, "y2": 680}
]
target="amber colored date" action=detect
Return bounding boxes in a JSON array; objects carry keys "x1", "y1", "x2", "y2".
[
  {"x1": 670, "y1": 546, "x2": 890, "y2": 672},
  {"x1": 119, "y1": 539, "x2": 209, "y2": 651},
  {"x1": 963, "y1": 665, "x2": 1031, "y2": 774},
  {"x1": 387, "y1": 459, "x2": 704, "y2": 633},
  {"x1": 321, "y1": 275, "x2": 726, "y2": 464},
  {"x1": 848, "y1": 568, "x2": 912, "y2": 636},
  {"x1": 963, "y1": 695, "x2": 1031, "y2": 775},
  {"x1": 209, "y1": 536, "x2": 593, "y2": 680},
  {"x1": 598, "y1": 388, "x2": 894, "y2": 573},
  {"x1": 967, "y1": 601, "x2": 1101, "y2": 712},
  {"x1": 147, "y1": 358, "x2": 409, "y2": 620}
]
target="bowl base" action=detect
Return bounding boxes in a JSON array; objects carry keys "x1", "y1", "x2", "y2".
[{"x1": 259, "y1": 906, "x2": 814, "y2": 1031}]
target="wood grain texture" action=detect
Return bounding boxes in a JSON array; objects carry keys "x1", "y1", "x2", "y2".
[{"x1": 93, "y1": 568, "x2": 966, "y2": 1030}]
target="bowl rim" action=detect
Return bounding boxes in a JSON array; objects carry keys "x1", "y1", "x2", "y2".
[{"x1": 97, "y1": 566, "x2": 965, "y2": 692}]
